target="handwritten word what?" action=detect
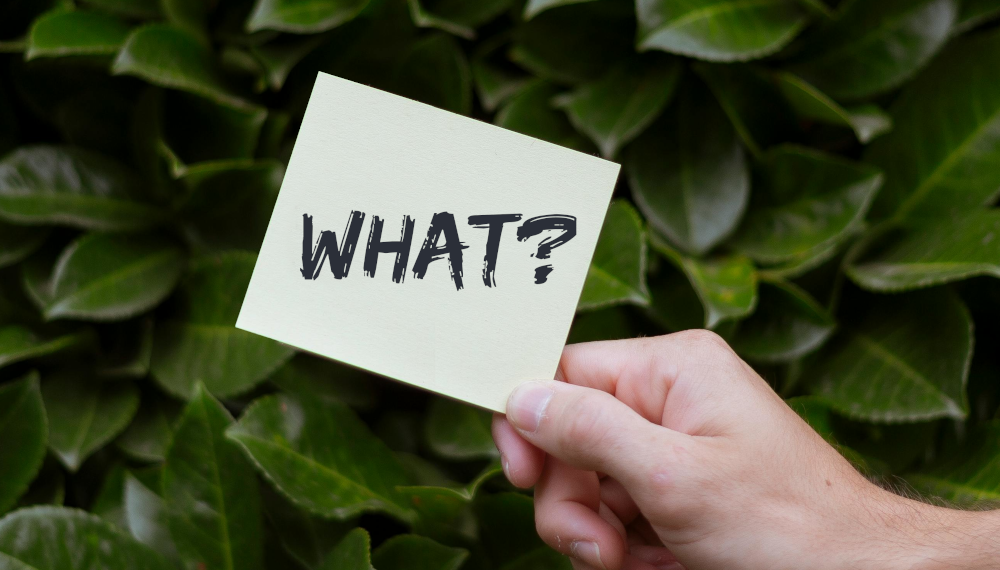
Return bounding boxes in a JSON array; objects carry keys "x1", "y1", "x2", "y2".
[{"x1": 300, "y1": 212, "x2": 577, "y2": 290}]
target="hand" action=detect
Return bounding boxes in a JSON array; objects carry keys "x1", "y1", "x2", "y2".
[{"x1": 492, "y1": 332, "x2": 1000, "y2": 570}]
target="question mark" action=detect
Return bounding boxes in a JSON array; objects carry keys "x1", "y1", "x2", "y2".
[{"x1": 516, "y1": 215, "x2": 577, "y2": 284}]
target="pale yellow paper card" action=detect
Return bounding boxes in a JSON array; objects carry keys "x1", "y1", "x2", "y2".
[{"x1": 237, "y1": 73, "x2": 620, "y2": 412}]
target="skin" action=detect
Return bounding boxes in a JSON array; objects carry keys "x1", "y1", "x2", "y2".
[{"x1": 492, "y1": 331, "x2": 1000, "y2": 570}]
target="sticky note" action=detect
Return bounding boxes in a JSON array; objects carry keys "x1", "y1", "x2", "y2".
[{"x1": 237, "y1": 73, "x2": 620, "y2": 412}]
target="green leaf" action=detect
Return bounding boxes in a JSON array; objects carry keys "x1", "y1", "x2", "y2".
[
  {"x1": 568, "y1": 306, "x2": 639, "y2": 342},
  {"x1": 38, "y1": 233, "x2": 185, "y2": 322},
  {"x1": 693, "y1": 62, "x2": 800, "y2": 157},
  {"x1": 151, "y1": 251, "x2": 294, "y2": 399},
  {"x1": 471, "y1": 54, "x2": 531, "y2": 113},
  {"x1": 268, "y1": 354, "x2": 379, "y2": 410},
  {"x1": 495, "y1": 81, "x2": 594, "y2": 153},
  {"x1": 578, "y1": 200, "x2": 651, "y2": 311},
  {"x1": 626, "y1": 82, "x2": 749, "y2": 256},
  {"x1": 162, "y1": 92, "x2": 268, "y2": 164},
  {"x1": 636, "y1": 0, "x2": 809, "y2": 61},
  {"x1": 0, "y1": 373, "x2": 47, "y2": 513},
  {"x1": 866, "y1": 30, "x2": 1000, "y2": 220},
  {"x1": 554, "y1": 55, "x2": 681, "y2": 158},
  {"x1": 317, "y1": 527, "x2": 372, "y2": 570},
  {"x1": 226, "y1": 393, "x2": 415, "y2": 522},
  {"x1": 371, "y1": 535, "x2": 468, "y2": 570},
  {"x1": 0, "y1": 506, "x2": 174, "y2": 570},
  {"x1": 112, "y1": 24, "x2": 259, "y2": 112},
  {"x1": 907, "y1": 421, "x2": 1000, "y2": 503},
  {"x1": 499, "y1": 548, "x2": 573, "y2": 570},
  {"x1": 652, "y1": 235, "x2": 758, "y2": 328},
  {"x1": 788, "y1": 0, "x2": 957, "y2": 100},
  {"x1": 0, "y1": 326, "x2": 90, "y2": 368},
  {"x1": 774, "y1": 72, "x2": 892, "y2": 143},
  {"x1": 0, "y1": 223, "x2": 47, "y2": 269},
  {"x1": 163, "y1": 385, "x2": 263, "y2": 570},
  {"x1": 954, "y1": 0, "x2": 1000, "y2": 33},
  {"x1": 41, "y1": 373, "x2": 139, "y2": 471},
  {"x1": 727, "y1": 146, "x2": 883, "y2": 264},
  {"x1": 846, "y1": 211, "x2": 1000, "y2": 292},
  {"x1": 475, "y1": 493, "x2": 544, "y2": 566},
  {"x1": 123, "y1": 471, "x2": 180, "y2": 562},
  {"x1": 26, "y1": 8, "x2": 130, "y2": 60},
  {"x1": 250, "y1": 35, "x2": 326, "y2": 91},
  {"x1": 98, "y1": 318, "x2": 154, "y2": 378},
  {"x1": 261, "y1": 484, "x2": 352, "y2": 569},
  {"x1": 161, "y1": 0, "x2": 209, "y2": 36},
  {"x1": 806, "y1": 288, "x2": 972, "y2": 422},
  {"x1": 408, "y1": 0, "x2": 512, "y2": 39},
  {"x1": 246, "y1": 0, "x2": 371, "y2": 33},
  {"x1": 0, "y1": 145, "x2": 161, "y2": 231},
  {"x1": 177, "y1": 160, "x2": 283, "y2": 252},
  {"x1": 729, "y1": 279, "x2": 835, "y2": 362},
  {"x1": 391, "y1": 34, "x2": 471, "y2": 115},
  {"x1": 398, "y1": 463, "x2": 501, "y2": 535},
  {"x1": 116, "y1": 392, "x2": 181, "y2": 462},
  {"x1": 523, "y1": 0, "x2": 596, "y2": 19},
  {"x1": 510, "y1": 0, "x2": 635, "y2": 84},
  {"x1": 82, "y1": 0, "x2": 160, "y2": 17},
  {"x1": 425, "y1": 398, "x2": 498, "y2": 460}
]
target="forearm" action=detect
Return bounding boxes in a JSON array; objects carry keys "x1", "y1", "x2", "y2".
[{"x1": 862, "y1": 488, "x2": 1000, "y2": 570}]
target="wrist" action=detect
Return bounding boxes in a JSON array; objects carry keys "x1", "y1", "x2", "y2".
[{"x1": 853, "y1": 488, "x2": 1000, "y2": 570}]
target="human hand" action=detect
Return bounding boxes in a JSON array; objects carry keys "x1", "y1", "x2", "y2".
[{"x1": 492, "y1": 332, "x2": 1000, "y2": 570}]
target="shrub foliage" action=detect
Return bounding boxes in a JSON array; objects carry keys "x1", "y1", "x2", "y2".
[{"x1": 1, "y1": 0, "x2": 1000, "y2": 568}]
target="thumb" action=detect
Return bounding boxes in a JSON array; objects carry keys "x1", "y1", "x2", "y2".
[{"x1": 505, "y1": 380, "x2": 688, "y2": 492}]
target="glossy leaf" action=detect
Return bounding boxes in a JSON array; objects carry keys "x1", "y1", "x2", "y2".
[
  {"x1": 250, "y1": 35, "x2": 326, "y2": 91},
  {"x1": 510, "y1": 0, "x2": 635, "y2": 84},
  {"x1": 0, "y1": 373, "x2": 47, "y2": 513},
  {"x1": 123, "y1": 471, "x2": 180, "y2": 562},
  {"x1": 495, "y1": 81, "x2": 594, "y2": 153},
  {"x1": 626, "y1": 83, "x2": 749, "y2": 256},
  {"x1": 261, "y1": 484, "x2": 352, "y2": 568},
  {"x1": 475, "y1": 493, "x2": 545, "y2": 566},
  {"x1": 39, "y1": 233, "x2": 185, "y2": 322},
  {"x1": 523, "y1": 0, "x2": 596, "y2": 19},
  {"x1": 26, "y1": 9, "x2": 130, "y2": 60},
  {"x1": 163, "y1": 385, "x2": 263, "y2": 570},
  {"x1": 408, "y1": 0, "x2": 512, "y2": 39},
  {"x1": 150, "y1": 251, "x2": 294, "y2": 399},
  {"x1": 578, "y1": 200, "x2": 651, "y2": 310},
  {"x1": 499, "y1": 548, "x2": 573, "y2": 570},
  {"x1": 177, "y1": 160, "x2": 283, "y2": 252},
  {"x1": 652, "y1": 235, "x2": 758, "y2": 328},
  {"x1": 907, "y1": 421, "x2": 1000, "y2": 503},
  {"x1": 471, "y1": 56, "x2": 531, "y2": 113},
  {"x1": 371, "y1": 535, "x2": 468, "y2": 570},
  {"x1": 116, "y1": 393, "x2": 181, "y2": 462},
  {"x1": 729, "y1": 279, "x2": 834, "y2": 362},
  {"x1": 226, "y1": 393, "x2": 415, "y2": 522},
  {"x1": 399, "y1": 463, "x2": 502, "y2": 534},
  {"x1": 0, "y1": 507, "x2": 174, "y2": 570},
  {"x1": 267, "y1": 354, "x2": 379, "y2": 410},
  {"x1": 0, "y1": 326, "x2": 89, "y2": 368},
  {"x1": 866, "y1": 30, "x2": 1000, "y2": 220},
  {"x1": 112, "y1": 24, "x2": 259, "y2": 112},
  {"x1": 727, "y1": 146, "x2": 883, "y2": 264},
  {"x1": 246, "y1": 0, "x2": 371, "y2": 33},
  {"x1": 954, "y1": 0, "x2": 1000, "y2": 33},
  {"x1": 788, "y1": 0, "x2": 957, "y2": 100},
  {"x1": 636, "y1": 0, "x2": 809, "y2": 61},
  {"x1": 775, "y1": 72, "x2": 891, "y2": 143},
  {"x1": 82, "y1": 0, "x2": 162, "y2": 18},
  {"x1": 554, "y1": 55, "x2": 681, "y2": 158},
  {"x1": 847, "y1": 211, "x2": 1000, "y2": 292},
  {"x1": 317, "y1": 527, "x2": 372, "y2": 570},
  {"x1": 41, "y1": 373, "x2": 139, "y2": 471},
  {"x1": 0, "y1": 146, "x2": 160, "y2": 231},
  {"x1": 807, "y1": 288, "x2": 972, "y2": 422},
  {"x1": 425, "y1": 398, "x2": 498, "y2": 460},
  {"x1": 391, "y1": 34, "x2": 471, "y2": 115},
  {"x1": 693, "y1": 62, "x2": 800, "y2": 156}
]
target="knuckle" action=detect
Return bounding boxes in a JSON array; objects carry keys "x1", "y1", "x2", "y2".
[{"x1": 680, "y1": 329, "x2": 733, "y2": 355}]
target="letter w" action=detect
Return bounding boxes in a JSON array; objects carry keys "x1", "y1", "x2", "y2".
[{"x1": 300, "y1": 212, "x2": 366, "y2": 279}]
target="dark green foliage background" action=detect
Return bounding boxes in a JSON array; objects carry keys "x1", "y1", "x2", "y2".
[{"x1": 1, "y1": 0, "x2": 1000, "y2": 568}]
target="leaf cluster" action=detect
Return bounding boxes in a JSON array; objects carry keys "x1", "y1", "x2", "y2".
[{"x1": 1, "y1": 0, "x2": 1000, "y2": 568}]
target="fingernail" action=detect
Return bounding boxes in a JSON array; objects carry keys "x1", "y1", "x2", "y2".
[
  {"x1": 570, "y1": 541, "x2": 604, "y2": 569},
  {"x1": 501, "y1": 454, "x2": 512, "y2": 481},
  {"x1": 507, "y1": 382, "x2": 553, "y2": 433}
]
